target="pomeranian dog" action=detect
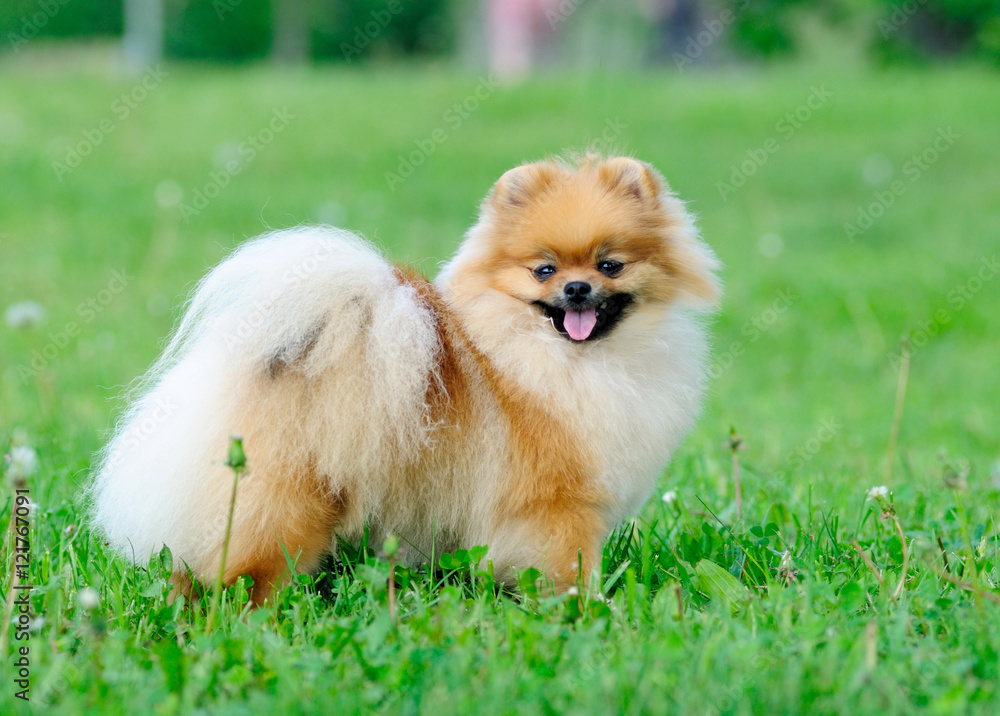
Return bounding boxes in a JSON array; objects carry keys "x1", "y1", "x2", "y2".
[{"x1": 91, "y1": 154, "x2": 720, "y2": 604}]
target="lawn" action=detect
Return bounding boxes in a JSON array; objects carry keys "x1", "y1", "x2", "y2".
[{"x1": 1, "y1": 58, "x2": 999, "y2": 714}]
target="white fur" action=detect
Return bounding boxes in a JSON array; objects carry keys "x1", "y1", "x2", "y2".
[{"x1": 90, "y1": 227, "x2": 441, "y2": 569}]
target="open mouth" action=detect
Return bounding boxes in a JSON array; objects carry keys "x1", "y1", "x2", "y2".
[{"x1": 532, "y1": 293, "x2": 634, "y2": 342}]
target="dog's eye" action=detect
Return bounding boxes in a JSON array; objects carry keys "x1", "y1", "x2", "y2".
[
  {"x1": 598, "y1": 260, "x2": 624, "y2": 277},
  {"x1": 533, "y1": 265, "x2": 557, "y2": 281}
]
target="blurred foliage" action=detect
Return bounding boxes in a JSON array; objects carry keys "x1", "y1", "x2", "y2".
[
  {"x1": 165, "y1": 0, "x2": 272, "y2": 61},
  {"x1": 313, "y1": 0, "x2": 455, "y2": 61},
  {"x1": 0, "y1": 0, "x2": 996, "y2": 65},
  {"x1": 871, "y1": 0, "x2": 1000, "y2": 65},
  {"x1": 725, "y1": 0, "x2": 810, "y2": 57},
  {"x1": 0, "y1": 0, "x2": 123, "y2": 43},
  {"x1": 718, "y1": 0, "x2": 999, "y2": 64},
  {"x1": 1, "y1": 0, "x2": 454, "y2": 62},
  {"x1": 165, "y1": 0, "x2": 454, "y2": 62}
]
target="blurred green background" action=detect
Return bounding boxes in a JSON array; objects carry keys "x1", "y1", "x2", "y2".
[
  {"x1": 0, "y1": 0, "x2": 996, "y2": 499},
  {"x1": 3, "y1": 0, "x2": 1000, "y2": 65},
  {"x1": 3, "y1": 0, "x2": 998, "y2": 477},
  {"x1": 2, "y1": 2, "x2": 1000, "y2": 713}
]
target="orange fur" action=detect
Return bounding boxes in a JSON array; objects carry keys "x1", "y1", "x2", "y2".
[{"x1": 217, "y1": 270, "x2": 612, "y2": 600}]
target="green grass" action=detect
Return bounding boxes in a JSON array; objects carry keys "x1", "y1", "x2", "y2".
[{"x1": 2, "y1": 60, "x2": 999, "y2": 714}]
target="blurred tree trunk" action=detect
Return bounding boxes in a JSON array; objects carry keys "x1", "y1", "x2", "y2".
[
  {"x1": 272, "y1": 0, "x2": 311, "y2": 64},
  {"x1": 123, "y1": 0, "x2": 163, "y2": 70}
]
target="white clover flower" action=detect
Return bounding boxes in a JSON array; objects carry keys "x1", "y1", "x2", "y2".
[
  {"x1": 867, "y1": 485, "x2": 890, "y2": 501},
  {"x1": 154, "y1": 179, "x2": 183, "y2": 208},
  {"x1": 566, "y1": 586, "x2": 579, "y2": 597},
  {"x1": 5, "y1": 445, "x2": 39, "y2": 483},
  {"x1": 77, "y1": 587, "x2": 100, "y2": 612},
  {"x1": 779, "y1": 550, "x2": 793, "y2": 571},
  {"x1": 779, "y1": 550, "x2": 799, "y2": 583},
  {"x1": 4, "y1": 300, "x2": 46, "y2": 329},
  {"x1": 662, "y1": 489, "x2": 678, "y2": 507}
]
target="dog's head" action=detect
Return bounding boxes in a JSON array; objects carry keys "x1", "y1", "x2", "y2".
[{"x1": 442, "y1": 155, "x2": 720, "y2": 344}]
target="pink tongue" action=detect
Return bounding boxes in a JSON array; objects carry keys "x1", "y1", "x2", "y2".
[{"x1": 563, "y1": 308, "x2": 597, "y2": 341}]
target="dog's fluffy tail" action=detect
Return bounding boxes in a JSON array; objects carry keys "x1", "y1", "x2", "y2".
[{"x1": 89, "y1": 226, "x2": 440, "y2": 576}]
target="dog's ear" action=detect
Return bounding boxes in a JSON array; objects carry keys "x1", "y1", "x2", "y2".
[
  {"x1": 598, "y1": 157, "x2": 662, "y2": 204},
  {"x1": 489, "y1": 161, "x2": 560, "y2": 209}
]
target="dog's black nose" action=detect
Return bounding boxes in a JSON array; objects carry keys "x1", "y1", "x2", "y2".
[{"x1": 564, "y1": 281, "x2": 591, "y2": 304}]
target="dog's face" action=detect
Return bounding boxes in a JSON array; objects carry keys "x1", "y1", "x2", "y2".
[{"x1": 449, "y1": 156, "x2": 719, "y2": 343}]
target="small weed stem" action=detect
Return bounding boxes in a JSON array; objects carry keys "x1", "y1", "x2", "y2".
[
  {"x1": 382, "y1": 534, "x2": 400, "y2": 627},
  {"x1": 889, "y1": 512, "x2": 910, "y2": 601},
  {"x1": 207, "y1": 436, "x2": 246, "y2": 633},
  {"x1": 850, "y1": 539, "x2": 884, "y2": 587},
  {"x1": 727, "y1": 428, "x2": 744, "y2": 522},
  {"x1": 926, "y1": 558, "x2": 1000, "y2": 605}
]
